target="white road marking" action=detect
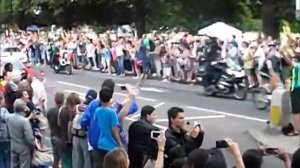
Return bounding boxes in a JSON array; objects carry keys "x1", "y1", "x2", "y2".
[
  {"x1": 154, "y1": 102, "x2": 165, "y2": 108},
  {"x1": 155, "y1": 115, "x2": 226, "y2": 122},
  {"x1": 140, "y1": 87, "x2": 167, "y2": 93},
  {"x1": 57, "y1": 81, "x2": 91, "y2": 90},
  {"x1": 186, "y1": 106, "x2": 268, "y2": 123},
  {"x1": 58, "y1": 82, "x2": 156, "y2": 102},
  {"x1": 129, "y1": 113, "x2": 140, "y2": 119},
  {"x1": 125, "y1": 117, "x2": 167, "y2": 130}
]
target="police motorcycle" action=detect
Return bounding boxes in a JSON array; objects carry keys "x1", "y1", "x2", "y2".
[
  {"x1": 52, "y1": 49, "x2": 73, "y2": 75},
  {"x1": 201, "y1": 59, "x2": 248, "y2": 100}
]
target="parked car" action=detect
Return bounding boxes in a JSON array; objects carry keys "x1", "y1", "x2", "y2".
[
  {"x1": 0, "y1": 58, "x2": 35, "y2": 79},
  {"x1": 0, "y1": 46, "x2": 28, "y2": 63}
]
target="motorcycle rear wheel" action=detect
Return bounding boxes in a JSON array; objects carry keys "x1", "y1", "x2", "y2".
[
  {"x1": 233, "y1": 84, "x2": 248, "y2": 100},
  {"x1": 252, "y1": 87, "x2": 270, "y2": 110}
]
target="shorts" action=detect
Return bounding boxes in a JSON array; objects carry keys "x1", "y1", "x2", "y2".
[
  {"x1": 163, "y1": 67, "x2": 172, "y2": 77},
  {"x1": 291, "y1": 88, "x2": 300, "y2": 114}
]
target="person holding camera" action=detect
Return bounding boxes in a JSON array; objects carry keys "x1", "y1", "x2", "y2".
[
  {"x1": 182, "y1": 138, "x2": 244, "y2": 168},
  {"x1": 243, "y1": 147, "x2": 291, "y2": 168},
  {"x1": 8, "y1": 99, "x2": 35, "y2": 168},
  {"x1": 164, "y1": 107, "x2": 204, "y2": 168},
  {"x1": 128, "y1": 105, "x2": 159, "y2": 168}
]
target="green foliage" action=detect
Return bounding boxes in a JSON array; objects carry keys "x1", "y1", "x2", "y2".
[{"x1": 0, "y1": 0, "x2": 294, "y2": 35}]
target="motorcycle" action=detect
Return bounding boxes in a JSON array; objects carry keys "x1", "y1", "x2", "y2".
[
  {"x1": 201, "y1": 60, "x2": 248, "y2": 100},
  {"x1": 52, "y1": 50, "x2": 73, "y2": 75}
]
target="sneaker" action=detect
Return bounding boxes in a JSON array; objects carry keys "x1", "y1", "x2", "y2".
[{"x1": 92, "y1": 67, "x2": 100, "y2": 71}]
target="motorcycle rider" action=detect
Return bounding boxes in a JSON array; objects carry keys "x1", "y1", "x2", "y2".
[{"x1": 201, "y1": 37, "x2": 221, "y2": 87}]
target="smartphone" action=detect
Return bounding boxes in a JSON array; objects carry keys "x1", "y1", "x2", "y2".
[
  {"x1": 216, "y1": 140, "x2": 229, "y2": 148},
  {"x1": 185, "y1": 121, "x2": 201, "y2": 130},
  {"x1": 265, "y1": 148, "x2": 278, "y2": 155},
  {"x1": 120, "y1": 86, "x2": 127, "y2": 90},
  {"x1": 185, "y1": 121, "x2": 194, "y2": 130},
  {"x1": 151, "y1": 130, "x2": 164, "y2": 140}
]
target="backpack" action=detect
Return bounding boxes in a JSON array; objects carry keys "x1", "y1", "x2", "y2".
[
  {"x1": 72, "y1": 105, "x2": 86, "y2": 137},
  {"x1": 0, "y1": 107, "x2": 10, "y2": 142}
]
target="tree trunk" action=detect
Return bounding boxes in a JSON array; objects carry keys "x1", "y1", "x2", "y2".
[
  {"x1": 135, "y1": 0, "x2": 146, "y2": 38},
  {"x1": 262, "y1": 0, "x2": 280, "y2": 39}
]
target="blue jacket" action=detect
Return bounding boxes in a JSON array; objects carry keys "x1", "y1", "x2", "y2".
[{"x1": 80, "y1": 99, "x2": 138, "y2": 149}]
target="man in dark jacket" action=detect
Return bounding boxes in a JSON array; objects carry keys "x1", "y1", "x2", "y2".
[
  {"x1": 128, "y1": 105, "x2": 159, "y2": 168},
  {"x1": 164, "y1": 107, "x2": 204, "y2": 168}
]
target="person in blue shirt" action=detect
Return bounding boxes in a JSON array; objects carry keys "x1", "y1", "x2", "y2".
[
  {"x1": 93, "y1": 88, "x2": 122, "y2": 168},
  {"x1": 80, "y1": 79, "x2": 138, "y2": 168}
]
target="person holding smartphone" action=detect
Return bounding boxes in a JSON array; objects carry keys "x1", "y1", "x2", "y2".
[
  {"x1": 128, "y1": 105, "x2": 159, "y2": 168},
  {"x1": 164, "y1": 107, "x2": 204, "y2": 168}
]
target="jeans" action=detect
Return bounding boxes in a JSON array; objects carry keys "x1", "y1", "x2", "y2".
[
  {"x1": 11, "y1": 150, "x2": 31, "y2": 168},
  {"x1": 0, "y1": 142, "x2": 10, "y2": 168},
  {"x1": 117, "y1": 55, "x2": 125, "y2": 75},
  {"x1": 72, "y1": 137, "x2": 91, "y2": 168}
]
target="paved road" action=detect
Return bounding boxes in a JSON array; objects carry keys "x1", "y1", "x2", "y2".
[{"x1": 39, "y1": 66, "x2": 285, "y2": 167}]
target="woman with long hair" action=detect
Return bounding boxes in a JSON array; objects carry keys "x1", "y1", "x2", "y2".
[
  {"x1": 58, "y1": 93, "x2": 81, "y2": 168},
  {"x1": 103, "y1": 148, "x2": 129, "y2": 168}
]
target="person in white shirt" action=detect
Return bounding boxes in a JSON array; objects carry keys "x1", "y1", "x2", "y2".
[
  {"x1": 31, "y1": 77, "x2": 47, "y2": 110},
  {"x1": 86, "y1": 39, "x2": 99, "y2": 70},
  {"x1": 115, "y1": 37, "x2": 125, "y2": 76}
]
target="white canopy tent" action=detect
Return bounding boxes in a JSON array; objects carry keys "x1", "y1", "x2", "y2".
[{"x1": 198, "y1": 22, "x2": 242, "y2": 42}]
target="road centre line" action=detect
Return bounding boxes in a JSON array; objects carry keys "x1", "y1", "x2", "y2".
[
  {"x1": 155, "y1": 115, "x2": 226, "y2": 122},
  {"x1": 58, "y1": 81, "x2": 156, "y2": 102},
  {"x1": 185, "y1": 106, "x2": 268, "y2": 123}
]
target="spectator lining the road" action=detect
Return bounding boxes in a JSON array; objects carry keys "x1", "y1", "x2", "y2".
[
  {"x1": 80, "y1": 79, "x2": 138, "y2": 168},
  {"x1": 242, "y1": 149, "x2": 263, "y2": 168},
  {"x1": 47, "y1": 92, "x2": 65, "y2": 168},
  {"x1": 0, "y1": 92, "x2": 11, "y2": 168},
  {"x1": 93, "y1": 88, "x2": 123, "y2": 168},
  {"x1": 164, "y1": 107, "x2": 204, "y2": 168},
  {"x1": 242, "y1": 147, "x2": 291, "y2": 168},
  {"x1": 103, "y1": 148, "x2": 129, "y2": 168},
  {"x1": 72, "y1": 90, "x2": 96, "y2": 168},
  {"x1": 58, "y1": 93, "x2": 81, "y2": 168},
  {"x1": 128, "y1": 105, "x2": 159, "y2": 168},
  {"x1": 8, "y1": 99, "x2": 35, "y2": 168}
]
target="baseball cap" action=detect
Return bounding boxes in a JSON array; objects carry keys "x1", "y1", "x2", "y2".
[
  {"x1": 101, "y1": 79, "x2": 115, "y2": 92},
  {"x1": 14, "y1": 99, "x2": 29, "y2": 113},
  {"x1": 85, "y1": 89, "x2": 97, "y2": 104}
]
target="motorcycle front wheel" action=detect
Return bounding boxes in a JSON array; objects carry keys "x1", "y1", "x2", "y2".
[
  {"x1": 251, "y1": 87, "x2": 270, "y2": 110},
  {"x1": 233, "y1": 84, "x2": 248, "y2": 100}
]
